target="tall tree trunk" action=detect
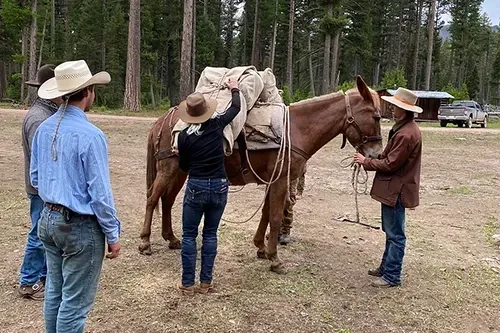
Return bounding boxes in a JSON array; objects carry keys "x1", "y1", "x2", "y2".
[
  {"x1": 38, "y1": 10, "x2": 48, "y2": 69},
  {"x1": 51, "y1": 0, "x2": 55, "y2": 58},
  {"x1": 123, "y1": 0, "x2": 141, "y2": 112},
  {"x1": 269, "y1": 0, "x2": 278, "y2": 70},
  {"x1": 424, "y1": 0, "x2": 436, "y2": 90},
  {"x1": 411, "y1": 0, "x2": 423, "y2": 90},
  {"x1": 251, "y1": 0, "x2": 260, "y2": 66},
  {"x1": 373, "y1": 62, "x2": 381, "y2": 87},
  {"x1": 308, "y1": 34, "x2": 315, "y2": 96},
  {"x1": 286, "y1": 0, "x2": 295, "y2": 94},
  {"x1": 0, "y1": 60, "x2": 7, "y2": 99},
  {"x1": 27, "y1": 0, "x2": 38, "y2": 105},
  {"x1": 191, "y1": 1, "x2": 196, "y2": 90},
  {"x1": 150, "y1": 69, "x2": 156, "y2": 109},
  {"x1": 330, "y1": 29, "x2": 341, "y2": 91},
  {"x1": 242, "y1": 9, "x2": 247, "y2": 64},
  {"x1": 101, "y1": 0, "x2": 106, "y2": 70},
  {"x1": 396, "y1": 1, "x2": 403, "y2": 69},
  {"x1": 322, "y1": 1, "x2": 333, "y2": 94},
  {"x1": 21, "y1": 28, "x2": 28, "y2": 103},
  {"x1": 62, "y1": 0, "x2": 70, "y2": 59},
  {"x1": 180, "y1": 0, "x2": 194, "y2": 100}
]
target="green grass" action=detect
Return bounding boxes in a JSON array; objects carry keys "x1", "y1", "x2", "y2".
[
  {"x1": 447, "y1": 186, "x2": 474, "y2": 195},
  {"x1": 483, "y1": 217, "x2": 498, "y2": 243}
]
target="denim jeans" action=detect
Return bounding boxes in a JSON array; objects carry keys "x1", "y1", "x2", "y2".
[
  {"x1": 38, "y1": 207, "x2": 105, "y2": 333},
  {"x1": 181, "y1": 178, "x2": 228, "y2": 287},
  {"x1": 19, "y1": 194, "x2": 47, "y2": 285},
  {"x1": 379, "y1": 197, "x2": 406, "y2": 285}
]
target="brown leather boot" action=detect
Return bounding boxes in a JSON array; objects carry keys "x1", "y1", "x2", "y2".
[
  {"x1": 178, "y1": 283, "x2": 195, "y2": 296},
  {"x1": 197, "y1": 283, "x2": 214, "y2": 294},
  {"x1": 19, "y1": 280, "x2": 45, "y2": 301},
  {"x1": 368, "y1": 267, "x2": 383, "y2": 277}
]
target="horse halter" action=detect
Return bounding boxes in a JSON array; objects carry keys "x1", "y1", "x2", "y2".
[{"x1": 340, "y1": 94, "x2": 383, "y2": 151}]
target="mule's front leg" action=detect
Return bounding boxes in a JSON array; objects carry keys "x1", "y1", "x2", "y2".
[
  {"x1": 266, "y1": 180, "x2": 288, "y2": 273},
  {"x1": 254, "y1": 193, "x2": 270, "y2": 259}
]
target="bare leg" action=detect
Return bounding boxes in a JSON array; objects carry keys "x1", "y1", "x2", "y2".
[{"x1": 253, "y1": 192, "x2": 270, "y2": 259}]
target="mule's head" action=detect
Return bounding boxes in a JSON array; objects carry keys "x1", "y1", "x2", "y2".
[{"x1": 344, "y1": 76, "x2": 383, "y2": 158}]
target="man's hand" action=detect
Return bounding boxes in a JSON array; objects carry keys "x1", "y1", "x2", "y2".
[
  {"x1": 227, "y1": 77, "x2": 239, "y2": 90},
  {"x1": 353, "y1": 153, "x2": 366, "y2": 165},
  {"x1": 106, "y1": 242, "x2": 121, "y2": 259}
]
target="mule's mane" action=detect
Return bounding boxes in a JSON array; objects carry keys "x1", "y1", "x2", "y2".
[{"x1": 290, "y1": 91, "x2": 344, "y2": 107}]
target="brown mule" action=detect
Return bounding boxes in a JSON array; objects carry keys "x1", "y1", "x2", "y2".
[{"x1": 138, "y1": 76, "x2": 383, "y2": 272}]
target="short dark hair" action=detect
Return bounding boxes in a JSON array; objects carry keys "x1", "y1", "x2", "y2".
[{"x1": 66, "y1": 85, "x2": 94, "y2": 102}]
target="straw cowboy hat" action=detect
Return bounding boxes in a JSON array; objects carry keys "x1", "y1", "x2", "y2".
[
  {"x1": 25, "y1": 64, "x2": 56, "y2": 87},
  {"x1": 38, "y1": 60, "x2": 111, "y2": 100},
  {"x1": 381, "y1": 88, "x2": 423, "y2": 113},
  {"x1": 178, "y1": 92, "x2": 217, "y2": 124}
]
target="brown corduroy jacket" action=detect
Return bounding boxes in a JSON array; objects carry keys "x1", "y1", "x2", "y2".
[{"x1": 362, "y1": 118, "x2": 422, "y2": 208}]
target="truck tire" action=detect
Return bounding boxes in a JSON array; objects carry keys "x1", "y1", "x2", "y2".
[
  {"x1": 458, "y1": 122, "x2": 463, "y2": 128},
  {"x1": 466, "y1": 116, "x2": 472, "y2": 128},
  {"x1": 440, "y1": 121, "x2": 447, "y2": 127},
  {"x1": 481, "y1": 117, "x2": 487, "y2": 128}
]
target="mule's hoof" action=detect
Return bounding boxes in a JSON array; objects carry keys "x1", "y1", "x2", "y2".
[
  {"x1": 138, "y1": 243, "x2": 152, "y2": 255},
  {"x1": 168, "y1": 239, "x2": 181, "y2": 250},
  {"x1": 270, "y1": 262, "x2": 286, "y2": 274},
  {"x1": 256, "y1": 250, "x2": 267, "y2": 259}
]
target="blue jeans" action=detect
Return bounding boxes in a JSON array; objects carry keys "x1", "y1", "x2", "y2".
[
  {"x1": 20, "y1": 194, "x2": 47, "y2": 285},
  {"x1": 181, "y1": 178, "x2": 228, "y2": 286},
  {"x1": 379, "y1": 197, "x2": 406, "y2": 285},
  {"x1": 38, "y1": 207, "x2": 105, "y2": 333}
]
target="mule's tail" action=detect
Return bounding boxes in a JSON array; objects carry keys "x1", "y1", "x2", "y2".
[{"x1": 146, "y1": 128, "x2": 159, "y2": 214}]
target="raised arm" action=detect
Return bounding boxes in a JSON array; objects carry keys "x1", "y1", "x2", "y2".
[{"x1": 216, "y1": 77, "x2": 241, "y2": 127}]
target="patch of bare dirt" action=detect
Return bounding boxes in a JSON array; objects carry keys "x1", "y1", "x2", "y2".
[{"x1": 0, "y1": 110, "x2": 499, "y2": 333}]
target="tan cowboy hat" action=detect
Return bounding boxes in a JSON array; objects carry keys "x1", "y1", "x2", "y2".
[
  {"x1": 381, "y1": 88, "x2": 423, "y2": 113},
  {"x1": 38, "y1": 60, "x2": 110, "y2": 100},
  {"x1": 178, "y1": 92, "x2": 217, "y2": 124}
]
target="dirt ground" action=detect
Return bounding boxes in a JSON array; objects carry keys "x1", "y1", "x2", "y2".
[{"x1": 1, "y1": 108, "x2": 499, "y2": 333}]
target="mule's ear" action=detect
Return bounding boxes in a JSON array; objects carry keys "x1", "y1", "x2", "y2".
[{"x1": 356, "y1": 75, "x2": 373, "y2": 103}]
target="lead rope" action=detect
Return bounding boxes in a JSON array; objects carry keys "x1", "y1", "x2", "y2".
[
  {"x1": 340, "y1": 154, "x2": 368, "y2": 223},
  {"x1": 222, "y1": 105, "x2": 291, "y2": 224}
]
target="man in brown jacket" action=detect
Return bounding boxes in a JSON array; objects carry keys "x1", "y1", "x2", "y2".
[{"x1": 354, "y1": 88, "x2": 422, "y2": 288}]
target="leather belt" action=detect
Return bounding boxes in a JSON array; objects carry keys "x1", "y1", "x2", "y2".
[{"x1": 45, "y1": 203, "x2": 66, "y2": 214}]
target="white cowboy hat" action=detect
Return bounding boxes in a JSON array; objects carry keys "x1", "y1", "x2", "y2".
[
  {"x1": 178, "y1": 92, "x2": 217, "y2": 124},
  {"x1": 381, "y1": 88, "x2": 423, "y2": 113},
  {"x1": 38, "y1": 60, "x2": 111, "y2": 100}
]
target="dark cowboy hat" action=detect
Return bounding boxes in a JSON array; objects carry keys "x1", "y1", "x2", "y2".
[{"x1": 25, "y1": 64, "x2": 56, "y2": 87}]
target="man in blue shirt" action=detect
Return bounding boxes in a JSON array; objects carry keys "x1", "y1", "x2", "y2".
[{"x1": 31, "y1": 60, "x2": 120, "y2": 333}]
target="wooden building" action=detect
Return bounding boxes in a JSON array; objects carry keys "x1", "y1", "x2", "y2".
[{"x1": 378, "y1": 89, "x2": 455, "y2": 121}]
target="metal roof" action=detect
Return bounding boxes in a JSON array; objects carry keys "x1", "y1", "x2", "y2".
[{"x1": 386, "y1": 89, "x2": 454, "y2": 99}]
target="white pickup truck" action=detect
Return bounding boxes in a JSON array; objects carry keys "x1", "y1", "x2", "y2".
[{"x1": 438, "y1": 100, "x2": 488, "y2": 128}]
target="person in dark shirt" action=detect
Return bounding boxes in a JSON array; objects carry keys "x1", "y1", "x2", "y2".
[{"x1": 177, "y1": 77, "x2": 240, "y2": 294}]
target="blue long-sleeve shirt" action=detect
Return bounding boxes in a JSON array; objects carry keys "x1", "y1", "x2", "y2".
[{"x1": 30, "y1": 105, "x2": 121, "y2": 244}]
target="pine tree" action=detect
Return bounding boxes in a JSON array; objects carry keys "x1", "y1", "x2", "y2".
[{"x1": 124, "y1": 0, "x2": 141, "y2": 112}]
